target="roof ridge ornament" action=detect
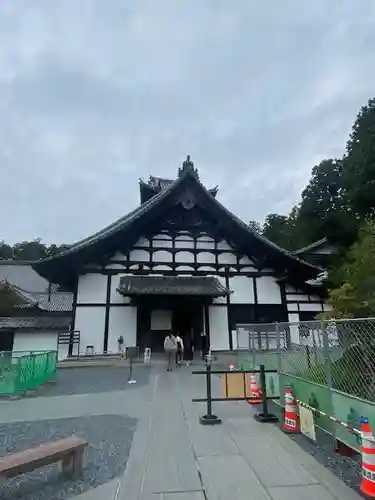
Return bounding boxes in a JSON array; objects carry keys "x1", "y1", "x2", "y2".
[{"x1": 178, "y1": 155, "x2": 199, "y2": 179}]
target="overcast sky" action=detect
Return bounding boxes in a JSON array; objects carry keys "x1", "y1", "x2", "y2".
[{"x1": 1, "y1": 1, "x2": 375, "y2": 244}]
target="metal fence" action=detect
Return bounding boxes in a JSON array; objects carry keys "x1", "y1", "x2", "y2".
[
  {"x1": 0, "y1": 350, "x2": 57, "y2": 395},
  {"x1": 236, "y1": 318, "x2": 375, "y2": 402}
]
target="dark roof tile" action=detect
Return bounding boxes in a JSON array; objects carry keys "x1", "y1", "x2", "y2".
[
  {"x1": 118, "y1": 276, "x2": 230, "y2": 297},
  {"x1": 0, "y1": 316, "x2": 71, "y2": 330}
]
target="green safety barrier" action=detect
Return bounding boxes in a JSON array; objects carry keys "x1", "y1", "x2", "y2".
[{"x1": 0, "y1": 350, "x2": 57, "y2": 395}]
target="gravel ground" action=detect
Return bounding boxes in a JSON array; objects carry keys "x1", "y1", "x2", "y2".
[
  {"x1": 268, "y1": 401, "x2": 362, "y2": 494},
  {"x1": 40, "y1": 365, "x2": 151, "y2": 397},
  {"x1": 0, "y1": 414, "x2": 137, "y2": 500}
]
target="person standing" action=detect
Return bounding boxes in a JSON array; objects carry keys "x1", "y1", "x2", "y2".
[
  {"x1": 175, "y1": 333, "x2": 184, "y2": 367},
  {"x1": 164, "y1": 332, "x2": 177, "y2": 372},
  {"x1": 200, "y1": 332, "x2": 209, "y2": 361},
  {"x1": 184, "y1": 333, "x2": 193, "y2": 366}
]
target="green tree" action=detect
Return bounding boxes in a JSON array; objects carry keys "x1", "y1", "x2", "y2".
[
  {"x1": 343, "y1": 97, "x2": 375, "y2": 220},
  {"x1": 299, "y1": 159, "x2": 356, "y2": 246},
  {"x1": 262, "y1": 213, "x2": 300, "y2": 250},
  {"x1": 248, "y1": 220, "x2": 262, "y2": 233},
  {"x1": 0, "y1": 241, "x2": 14, "y2": 260},
  {"x1": 324, "y1": 218, "x2": 375, "y2": 318}
]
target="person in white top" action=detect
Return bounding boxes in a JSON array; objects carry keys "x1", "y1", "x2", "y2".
[{"x1": 175, "y1": 333, "x2": 184, "y2": 367}]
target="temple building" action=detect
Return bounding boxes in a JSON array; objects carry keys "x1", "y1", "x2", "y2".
[{"x1": 32, "y1": 156, "x2": 329, "y2": 356}]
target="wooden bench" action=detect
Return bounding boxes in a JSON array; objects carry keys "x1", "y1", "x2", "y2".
[{"x1": 0, "y1": 436, "x2": 88, "y2": 481}]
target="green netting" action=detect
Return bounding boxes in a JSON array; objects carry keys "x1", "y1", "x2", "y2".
[{"x1": 0, "y1": 351, "x2": 57, "y2": 395}]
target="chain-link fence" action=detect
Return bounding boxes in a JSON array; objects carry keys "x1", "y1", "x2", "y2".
[{"x1": 237, "y1": 318, "x2": 375, "y2": 402}]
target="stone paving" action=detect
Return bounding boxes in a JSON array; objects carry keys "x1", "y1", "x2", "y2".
[{"x1": 0, "y1": 360, "x2": 363, "y2": 500}]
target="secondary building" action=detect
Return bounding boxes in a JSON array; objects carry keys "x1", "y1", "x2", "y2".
[{"x1": 33, "y1": 156, "x2": 328, "y2": 356}]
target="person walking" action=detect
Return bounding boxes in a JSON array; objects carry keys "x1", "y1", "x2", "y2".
[{"x1": 164, "y1": 332, "x2": 177, "y2": 372}]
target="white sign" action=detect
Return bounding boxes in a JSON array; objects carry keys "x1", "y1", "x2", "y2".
[{"x1": 299, "y1": 405, "x2": 316, "y2": 442}]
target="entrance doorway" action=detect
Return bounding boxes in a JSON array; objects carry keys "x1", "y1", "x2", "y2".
[{"x1": 0, "y1": 330, "x2": 14, "y2": 352}]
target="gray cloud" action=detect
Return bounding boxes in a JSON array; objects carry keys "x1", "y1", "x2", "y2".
[{"x1": 1, "y1": 0, "x2": 375, "y2": 244}]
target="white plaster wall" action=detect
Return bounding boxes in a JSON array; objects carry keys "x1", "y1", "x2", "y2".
[
  {"x1": 299, "y1": 303, "x2": 323, "y2": 312},
  {"x1": 287, "y1": 303, "x2": 299, "y2": 312},
  {"x1": 175, "y1": 236, "x2": 194, "y2": 249},
  {"x1": 286, "y1": 293, "x2": 309, "y2": 302},
  {"x1": 175, "y1": 251, "x2": 194, "y2": 263},
  {"x1": 151, "y1": 310, "x2": 172, "y2": 330},
  {"x1": 129, "y1": 249, "x2": 149, "y2": 262},
  {"x1": 209, "y1": 306, "x2": 229, "y2": 350},
  {"x1": 13, "y1": 331, "x2": 70, "y2": 361},
  {"x1": 196, "y1": 252, "x2": 216, "y2": 264},
  {"x1": 217, "y1": 240, "x2": 232, "y2": 250},
  {"x1": 229, "y1": 276, "x2": 255, "y2": 304},
  {"x1": 239, "y1": 255, "x2": 255, "y2": 266},
  {"x1": 108, "y1": 306, "x2": 137, "y2": 352},
  {"x1": 77, "y1": 274, "x2": 107, "y2": 304},
  {"x1": 134, "y1": 237, "x2": 150, "y2": 247},
  {"x1": 176, "y1": 265, "x2": 195, "y2": 272},
  {"x1": 287, "y1": 313, "x2": 300, "y2": 344},
  {"x1": 217, "y1": 252, "x2": 237, "y2": 265},
  {"x1": 110, "y1": 274, "x2": 131, "y2": 304},
  {"x1": 196, "y1": 237, "x2": 215, "y2": 250},
  {"x1": 323, "y1": 303, "x2": 333, "y2": 312},
  {"x1": 74, "y1": 306, "x2": 106, "y2": 354},
  {"x1": 152, "y1": 234, "x2": 173, "y2": 248},
  {"x1": 111, "y1": 251, "x2": 126, "y2": 261},
  {"x1": 153, "y1": 250, "x2": 173, "y2": 262},
  {"x1": 256, "y1": 276, "x2": 282, "y2": 304}
]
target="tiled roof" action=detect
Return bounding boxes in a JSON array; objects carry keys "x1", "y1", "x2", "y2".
[
  {"x1": 118, "y1": 276, "x2": 231, "y2": 297},
  {"x1": 15, "y1": 288, "x2": 73, "y2": 312},
  {"x1": 0, "y1": 281, "x2": 73, "y2": 312},
  {"x1": 0, "y1": 262, "x2": 52, "y2": 292},
  {"x1": 0, "y1": 316, "x2": 71, "y2": 330}
]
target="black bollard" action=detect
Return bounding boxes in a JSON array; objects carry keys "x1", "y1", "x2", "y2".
[
  {"x1": 199, "y1": 356, "x2": 222, "y2": 425},
  {"x1": 254, "y1": 364, "x2": 278, "y2": 423}
]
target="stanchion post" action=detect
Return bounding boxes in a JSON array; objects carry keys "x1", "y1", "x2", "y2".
[
  {"x1": 127, "y1": 346, "x2": 137, "y2": 384},
  {"x1": 199, "y1": 353, "x2": 222, "y2": 426},
  {"x1": 254, "y1": 364, "x2": 278, "y2": 423}
]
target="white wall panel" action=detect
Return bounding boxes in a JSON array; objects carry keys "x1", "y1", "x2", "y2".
[
  {"x1": 287, "y1": 313, "x2": 300, "y2": 344},
  {"x1": 209, "y1": 306, "x2": 229, "y2": 350},
  {"x1": 153, "y1": 250, "x2": 173, "y2": 263},
  {"x1": 287, "y1": 293, "x2": 310, "y2": 301},
  {"x1": 229, "y1": 276, "x2": 255, "y2": 304},
  {"x1": 197, "y1": 266, "x2": 216, "y2": 272},
  {"x1": 217, "y1": 252, "x2": 237, "y2": 265},
  {"x1": 323, "y1": 303, "x2": 333, "y2": 311},
  {"x1": 287, "y1": 303, "x2": 299, "y2": 312},
  {"x1": 151, "y1": 310, "x2": 172, "y2": 330},
  {"x1": 175, "y1": 265, "x2": 195, "y2": 272},
  {"x1": 256, "y1": 276, "x2": 282, "y2": 304},
  {"x1": 111, "y1": 251, "x2": 126, "y2": 261},
  {"x1": 196, "y1": 237, "x2": 215, "y2": 250},
  {"x1": 217, "y1": 240, "x2": 232, "y2": 250},
  {"x1": 129, "y1": 249, "x2": 149, "y2": 262},
  {"x1": 13, "y1": 331, "x2": 60, "y2": 355},
  {"x1": 175, "y1": 235, "x2": 194, "y2": 249},
  {"x1": 77, "y1": 274, "x2": 107, "y2": 304},
  {"x1": 299, "y1": 303, "x2": 323, "y2": 312},
  {"x1": 74, "y1": 306, "x2": 106, "y2": 354},
  {"x1": 239, "y1": 256, "x2": 254, "y2": 265},
  {"x1": 239, "y1": 266, "x2": 256, "y2": 273},
  {"x1": 175, "y1": 251, "x2": 194, "y2": 263},
  {"x1": 110, "y1": 275, "x2": 131, "y2": 304},
  {"x1": 153, "y1": 265, "x2": 173, "y2": 271},
  {"x1": 196, "y1": 252, "x2": 216, "y2": 264},
  {"x1": 152, "y1": 236, "x2": 173, "y2": 248},
  {"x1": 108, "y1": 306, "x2": 137, "y2": 352},
  {"x1": 134, "y1": 237, "x2": 150, "y2": 247}
]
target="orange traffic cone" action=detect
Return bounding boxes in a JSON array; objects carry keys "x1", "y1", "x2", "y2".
[
  {"x1": 247, "y1": 374, "x2": 262, "y2": 405},
  {"x1": 282, "y1": 387, "x2": 300, "y2": 433},
  {"x1": 360, "y1": 417, "x2": 375, "y2": 498}
]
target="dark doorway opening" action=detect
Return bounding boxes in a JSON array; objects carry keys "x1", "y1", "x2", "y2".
[
  {"x1": 0, "y1": 330, "x2": 14, "y2": 352},
  {"x1": 136, "y1": 296, "x2": 207, "y2": 353}
]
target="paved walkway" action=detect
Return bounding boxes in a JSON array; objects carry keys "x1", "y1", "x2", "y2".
[
  {"x1": 0, "y1": 362, "x2": 362, "y2": 500},
  {"x1": 115, "y1": 365, "x2": 361, "y2": 500}
]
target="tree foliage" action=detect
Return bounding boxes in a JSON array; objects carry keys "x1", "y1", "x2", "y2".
[
  {"x1": 324, "y1": 219, "x2": 375, "y2": 318},
  {"x1": 0, "y1": 239, "x2": 68, "y2": 261}
]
